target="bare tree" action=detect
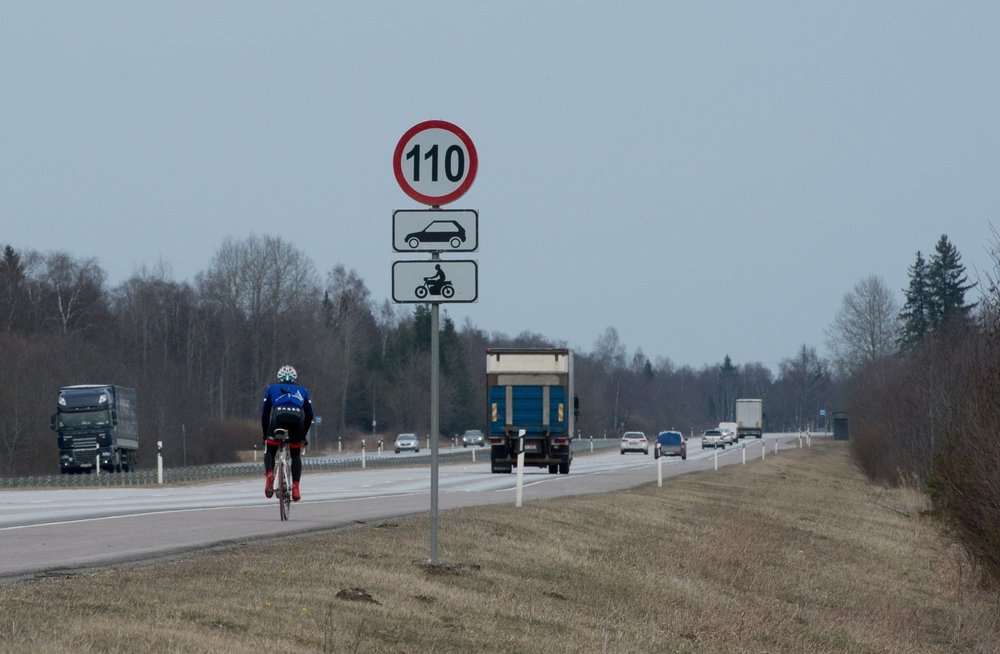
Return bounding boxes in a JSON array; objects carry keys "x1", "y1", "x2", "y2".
[
  {"x1": 199, "y1": 236, "x2": 317, "y2": 417},
  {"x1": 325, "y1": 265, "x2": 374, "y2": 435},
  {"x1": 593, "y1": 327, "x2": 627, "y2": 434},
  {"x1": 825, "y1": 275, "x2": 899, "y2": 377},
  {"x1": 776, "y1": 345, "x2": 831, "y2": 430}
]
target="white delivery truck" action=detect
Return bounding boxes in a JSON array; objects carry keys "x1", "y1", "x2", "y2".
[{"x1": 735, "y1": 399, "x2": 763, "y2": 439}]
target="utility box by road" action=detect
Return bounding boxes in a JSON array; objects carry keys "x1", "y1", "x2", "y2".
[
  {"x1": 735, "y1": 399, "x2": 764, "y2": 439},
  {"x1": 486, "y1": 348, "x2": 576, "y2": 475},
  {"x1": 833, "y1": 412, "x2": 849, "y2": 441}
]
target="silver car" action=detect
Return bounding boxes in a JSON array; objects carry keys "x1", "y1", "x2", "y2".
[
  {"x1": 701, "y1": 429, "x2": 726, "y2": 449},
  {"x1": 620, "y1": 431, "x2": 649, "y2": 455},
  {"x1": 394, "y1": 433, "x2": 419, "y2": 453},
  {"x1": 461, "y1": 429, "x2": 485, "y2": 447}
]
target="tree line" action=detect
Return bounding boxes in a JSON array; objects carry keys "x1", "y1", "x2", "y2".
[
  {"x1": 0, "y1": 236, "x2": 835, "y2": 478},
  {"x1": 827, "y1": 231, "x2": 1000, "y2": 589}
]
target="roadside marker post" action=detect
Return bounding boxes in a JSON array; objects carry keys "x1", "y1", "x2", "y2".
[
  {"x1": 157, "y1": 440, "x2": 163, "y2": 485},
  {"x1": 515, "y1": 430, "x2": 526, "y2": 508},
  {"x1": 762, "y1": 440, "x2": 766, "y2": 460},
  {"x1": 361, "y1": 440, "x2": 367, "y2": 469},
  {"x1": 742, "y1": 442, "x2": 746, "y2": 465},
  {"x1": 774, "y1": 440, "x2": 778, "y2": 455},
  {"x1": 654, "y1": 445, "x2": 663, "y2": 488},
  {"x1": 714, "y1": 448, "x2": 719, "y2": 471}
]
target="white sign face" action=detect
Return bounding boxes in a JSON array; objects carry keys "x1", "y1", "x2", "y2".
[
  {"x1": 392, "y1": 260, "x2": 478, "y2": 303},
  {"x1": 392, "y1": 209, "x2": 478, "y2": 252},
  {"x1": 393, "y1": 120, "x2": 478, "y2": 206}
]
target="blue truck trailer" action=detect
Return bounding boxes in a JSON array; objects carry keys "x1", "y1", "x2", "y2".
[
  {"x1": 486, "y1": 348, "x2": 576, "y2": 474},
  {"x1": 50, "y1": 385, "x2": 139, "y2": 473}
]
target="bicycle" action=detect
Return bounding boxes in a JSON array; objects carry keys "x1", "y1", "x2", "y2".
[{"x1": 272, "y1": 428, "x2": 293, "y2": 521}]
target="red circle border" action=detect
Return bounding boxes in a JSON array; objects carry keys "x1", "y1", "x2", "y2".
[{"x1": 393, "y1": 120, "x2": 478, "y2": 206}]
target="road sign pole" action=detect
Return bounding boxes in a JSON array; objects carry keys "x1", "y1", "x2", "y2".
[{"x1": 430, "y1": 253, "x2": 440, "y2": 564}]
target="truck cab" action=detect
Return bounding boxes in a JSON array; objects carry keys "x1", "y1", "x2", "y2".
[{"x1": 52, "y1": 385, "x2": 138, "y2": 473}]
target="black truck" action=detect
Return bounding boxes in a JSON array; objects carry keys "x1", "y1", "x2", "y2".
[{"x1": 51, "y1": 385, "x2": 139, "y2": 473}]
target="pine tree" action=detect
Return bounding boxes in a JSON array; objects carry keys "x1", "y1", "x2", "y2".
[
  {"x1": 927, "y1": 234, "x2": 975, "y2": 328},
  {"x1": 898, "y1": 251, "x2": 930, "y2": 350},
  {"x1": 0, "y1": 245, "x2": 26, "y2": 333}
]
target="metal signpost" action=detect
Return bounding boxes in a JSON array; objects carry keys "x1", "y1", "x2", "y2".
[{"x1": 391, "y1": 120, "x2": 478, "y2": 564}]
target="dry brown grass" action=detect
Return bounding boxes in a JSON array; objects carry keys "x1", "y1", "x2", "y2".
[{"x1": 2, "y1": 442, "x2": 999, "y2": 653}]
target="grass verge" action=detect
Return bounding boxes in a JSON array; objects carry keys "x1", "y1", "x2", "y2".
[{"x1": 1, "y1": 442, "x2": 998, "y2": 653}]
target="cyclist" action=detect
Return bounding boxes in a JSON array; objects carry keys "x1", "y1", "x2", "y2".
[{"x1": 261, "y1": 364, "x2": 314, "y2": 501}]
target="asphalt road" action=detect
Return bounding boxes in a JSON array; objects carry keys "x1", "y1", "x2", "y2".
[{"x1": 0, "y1": 433, "x2": 811, "y2": 580}]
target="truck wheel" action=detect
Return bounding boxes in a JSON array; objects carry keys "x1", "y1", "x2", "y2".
[
  {"x1": 559, "y1": 461, "x2": 570, "y2": 474},
  {"x1": 548, "y1": 464, "x2": 558, "y2": 474}
]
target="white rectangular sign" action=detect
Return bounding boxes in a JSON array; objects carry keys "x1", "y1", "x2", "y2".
[
  {"x1": 392, "y1": 260, "x2": 478, "y2": 303},
  {"x1": 392, "y1": 209, "x2": 478, "y2": 253}
]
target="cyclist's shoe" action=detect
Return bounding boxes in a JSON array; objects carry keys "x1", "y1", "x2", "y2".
[
  {"x1": 292, "y1": 481, "x2": 301, "y2": 502},
  {"x1": 264, "y1": 471, "x2": 274, "y2": 499}
]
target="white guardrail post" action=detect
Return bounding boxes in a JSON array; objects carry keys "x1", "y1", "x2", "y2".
[{"x1": 515, "y1": 429, "x2": 526, "y2": 508}]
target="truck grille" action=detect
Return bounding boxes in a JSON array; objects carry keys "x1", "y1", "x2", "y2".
[{"x1": 72, "y1": 436, "x2": 98, "y2": 449}]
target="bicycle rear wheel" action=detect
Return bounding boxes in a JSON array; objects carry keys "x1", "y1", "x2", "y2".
[{"x1": 277, "y1": 462, "x2": 290, "y2": 521}]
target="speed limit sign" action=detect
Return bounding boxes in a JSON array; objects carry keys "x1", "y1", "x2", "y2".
[{"x1": 393, "y1": 120, "x2": 478, "y2": 206}]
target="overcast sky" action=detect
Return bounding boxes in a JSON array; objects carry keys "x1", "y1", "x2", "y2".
[{"x1": 2, "y1": 2, "x2": 998, "y2": 370}]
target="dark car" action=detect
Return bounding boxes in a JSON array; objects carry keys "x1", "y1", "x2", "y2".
[
  {"x1": 405, "y1": 220, "x2": 466, "y2": 249},
  {"x1": 655, "y1": 431, "x2": 687, "y2": 460}
]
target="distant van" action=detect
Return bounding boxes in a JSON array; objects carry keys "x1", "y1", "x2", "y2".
[{"x1": 718, "y1": 422, "x2": 738, "y2": 443}]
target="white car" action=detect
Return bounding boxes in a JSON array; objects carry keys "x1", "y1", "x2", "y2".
[
  {"x1": 620, "y1": 431, "x2": 649, "y2": 455},
  {"x1": 393, "y1": 433, "x2": 419, "y2": 453},
  {"x1": 701, "y1": 429, "x2": 726, "y2": 449}
]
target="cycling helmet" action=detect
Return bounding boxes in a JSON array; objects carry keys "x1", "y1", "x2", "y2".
[{"x1": 276, "y1": 364, "x2": 297, "y2": 383}]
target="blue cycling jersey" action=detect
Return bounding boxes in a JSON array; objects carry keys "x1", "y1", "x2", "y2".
[{"x1": 261, "y1": 382, "x2": 314, "y2": 437}]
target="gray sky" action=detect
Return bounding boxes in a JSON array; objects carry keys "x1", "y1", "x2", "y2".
[{"x1": 2, "y1": 2, "x2": 998, "y2": 370}]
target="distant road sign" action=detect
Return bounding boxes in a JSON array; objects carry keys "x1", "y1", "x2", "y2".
[
  {"x1": 393, "y1": 120, "x2": 478, "y2": 206},
  {"x1": 392, "y1": 260, "x2": 478, "y2": 303},
  {"x1": 393, "y1": 209, "x2": 478, "y2": 253}
]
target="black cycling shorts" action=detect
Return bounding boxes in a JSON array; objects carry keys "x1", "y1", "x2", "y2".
[{"x1": 266, "y1": 406, "x2": 306, "y2": 445}]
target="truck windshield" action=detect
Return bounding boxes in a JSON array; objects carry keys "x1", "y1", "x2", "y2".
[{"x1": 58, "y1": 410, "x2": 111, "y2": 429}]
